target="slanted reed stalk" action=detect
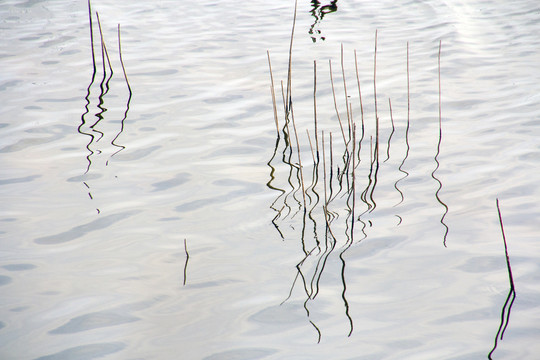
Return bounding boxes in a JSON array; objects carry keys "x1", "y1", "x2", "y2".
[
  {"x1": 285, "y1": 0, "x2": 298, "y2": 114},
  {"x1": 341, "y1": 44, "x2": 352, "y2": 142},
  {"x1": 267, "y1": 51, "x2": 280, "y2": 134},
  {"x1": 290, "y1": 106, "x2": 307, "y2": 210},
  {"x1": 306, "y1": 129, "x2": 317, "y2": 165},
  {"x1": 407, "y1": 41, "x2": 410, "y2": 128},
  {"x1": 313, "y1": 60, "x2": 319, "y2": 160},
  {"x1": 329, "y1": 60, "x2": 348, "y2": 145},
  {"x1": 373, "y1": 30, "x2": 379, "y2": 161},
  {"x1": 354, "y1": 50, "x2": 364, "y2": 125},
  {"x1": 96, "y1": 12, "x2": 113, "y2": 88},
  {"x1": 438, "y1": 40, "x2": 442, "y2": 129}
]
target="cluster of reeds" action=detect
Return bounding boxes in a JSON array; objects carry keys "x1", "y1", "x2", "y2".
[
  {"x1": 266, "y1": 3, "x2": 445, "y2": 340},
  {"x1": 79, "y1": 0, "x2": 132, "y2": 214}
]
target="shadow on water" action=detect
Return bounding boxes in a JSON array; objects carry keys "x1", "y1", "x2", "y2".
[
  {"x1": 309, "y1": 0, "x2": 338, "y2": 42},
  {"x1": 266, "y1": 2, "x2": 450, "y2": 342},
  {"x1": 78, "y1": 0, "x2": 131, "y2": 214}
]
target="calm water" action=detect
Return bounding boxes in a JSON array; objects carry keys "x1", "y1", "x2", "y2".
[{"x1": 1, "y1": 0, "x2": 539, "y2": 359}]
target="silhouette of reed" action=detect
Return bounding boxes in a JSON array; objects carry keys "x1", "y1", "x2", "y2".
[
  {"x1": 266, "y1": 1, "x2": 448, "y2": 342},
  {"x1": 183, "y1": 238, "x2": 190, "y2": 286},
  {"x1": 431, "y1": 40, "x2": 449, "y2": 246},
  {"x1": 78, "y1": 0, "x2": 131, "y2": 214},
  {"x1": 488, "y1": 199, "x2": 516, "y2": 359}
]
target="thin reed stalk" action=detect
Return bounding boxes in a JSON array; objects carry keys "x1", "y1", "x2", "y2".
[
  {"x1": 341, "y1": 44, "x2": 351, "y2": 141},
  {"x1": 313, "y1": 60, "x2": 319, "y2": 159},
  {"x1": 267, "y1": 51, "x2": 280, "y2": 133},
  {"x1": 373, "y1": 30, "x2": 379, "y2": 160},
  {"x1": 290, "y1": 106, "x2": 307, "y2": 209},
  {"x1": 285, "y1": 0, "x2": 298, "y2": 114},
  {"x1": 329, "y1": 60, "x2": 348, "y2": 145}
]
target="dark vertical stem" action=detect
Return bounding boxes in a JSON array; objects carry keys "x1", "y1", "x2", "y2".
[{"x1": 183, "y1": 238, "x2": 189, "y2": 286}]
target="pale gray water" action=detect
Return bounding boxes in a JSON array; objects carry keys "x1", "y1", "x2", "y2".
[{"x1": 1, "y1": 0, "x2": 539, "y2": 359}]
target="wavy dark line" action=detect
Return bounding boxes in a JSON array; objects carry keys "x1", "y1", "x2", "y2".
[
  {"x1": 79, "y1": 0, "x2": 98, "y2": 175},
  {"x1": 432, "y1": 127, "x2": 449, "y2": 247},
  {"x1": 90, "y1": 11, "x2": 113, "y2": 144},
  {"x1": 431, "y1": 41, "x2": 449, "y2": 246},
  {"x1": 368, "y1": 142, "x2": 379, "y2": 213},
  {"x1": 393, "y1": 43, "x2": 410, "y2": 209},
  {"x1": 267, "y1": 136, "x2": 286, "y2": 239},
  {"x1": 108, "y1": 24, "x2": 131, "y2": 163},
  {"x1": 488, "y1": 199, "x2": 516, "y2": 359},
  {"x1": 183, "y1": 238, "x2": 189, "y2": 286},
  {"x1": 384, "y1": 98, "x2": 395, "y2": 162}
]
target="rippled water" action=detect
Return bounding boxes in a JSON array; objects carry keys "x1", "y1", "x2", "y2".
[{"x1": 1, "y1": 0, "x2": 539, "y2": 359}]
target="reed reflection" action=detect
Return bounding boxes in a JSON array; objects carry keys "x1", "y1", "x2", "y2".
[
  {"x1": 266, "y1": 27, "x2": 449, "y2": 340},
  {"x1": 431, "y1": 41, "x2": 449, "y2": 246},
  {"x1": 79, "y1": 1, "x2": 131, "y2": 214},
  {"x1": 309, "y1": 0, "x2": 338, "y2": 42},
  {"x1": 488, "y1": 199, "x2": 516, "y2": 359}
]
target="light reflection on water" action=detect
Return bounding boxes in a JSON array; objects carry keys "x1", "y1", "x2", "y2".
[{"x1": 1, "y1": 0, "x2": 539, "y2": 359}]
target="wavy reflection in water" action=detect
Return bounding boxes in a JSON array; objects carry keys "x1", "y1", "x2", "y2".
[
  {"x1": 431, "y1": 41, "x2": 449, "y2": 246},
  {"x1": 78, "y1": 1, "x2": 131, "y2": 214},
  {"x1": 79, "y1": 0, "x2": 98, "y2": 175},
  {"x1": 488, "y1": 199, "x2": 516, "y2": 359},
  {"x1": 108, "y1": 24, "x2": 132, "y2": 164},
  {"x1": 393, "y1": 42, "x2": 410, "y2": 211},
  {"x1": 309, "y1": 1, "x2": 338, "y2": 42},
  {"x1": 267, "y1": 21, "x2": 447, "y2": 340},
  {"x1": 183, "y1": 238, "x2": 189, "y2": 286}
]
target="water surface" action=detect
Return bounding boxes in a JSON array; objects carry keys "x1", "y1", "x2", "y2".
[{"x1": 1, "y1": 0, "x2": 539, "y2": 359}]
